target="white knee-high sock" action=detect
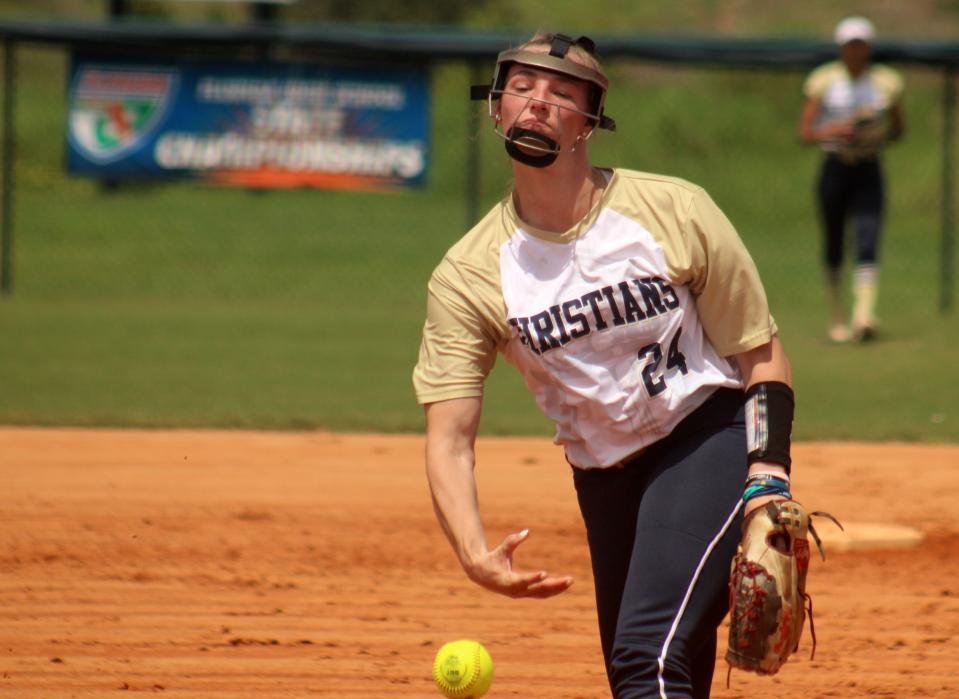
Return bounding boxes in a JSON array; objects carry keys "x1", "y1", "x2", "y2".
[{"x1": 852, "y1": 264, "x2": 879, "y2": 329}]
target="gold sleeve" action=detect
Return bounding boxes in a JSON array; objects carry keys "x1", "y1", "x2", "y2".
[
  {"x1": 682, "y1": 187, "x2": 778, "y2": 356},
  {"x1": 875, "y1": 65, "x2": 904, "y2": 104},
  {"x1": 802, "y1": 62, "x2": 837, "y2": 101},
  {"x1": 412, "y1": 260, "x2": 499, "y2": 404}
]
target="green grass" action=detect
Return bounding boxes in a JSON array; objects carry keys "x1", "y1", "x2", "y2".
[{"x1": 0, "y1": 40, "x2": 956, "y2": 442}]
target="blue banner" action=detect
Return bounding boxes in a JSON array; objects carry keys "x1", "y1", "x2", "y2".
[{"x1": 66, "y1": 56, "x2": 430, "y2": 190}]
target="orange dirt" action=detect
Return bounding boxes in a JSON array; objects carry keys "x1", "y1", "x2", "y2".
[{"x1": 1, "y1": 428, "x2": 957, "y2": 698}]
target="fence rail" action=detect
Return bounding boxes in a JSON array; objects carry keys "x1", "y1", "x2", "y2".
[{"x1": 3, "y1": 19, "x2": 959, "y2": 64}]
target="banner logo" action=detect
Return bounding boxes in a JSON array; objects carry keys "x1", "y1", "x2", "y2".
[
  {"x1": 68, "y1": 66, "x2": 177, "y2": 163},
  {"x1": 66, "y1": 58, "x2": 429, "y2": 190}
]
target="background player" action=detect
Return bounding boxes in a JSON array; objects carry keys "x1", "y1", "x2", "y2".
[
  {"x1": 414, "y1": 32, "x2": 796, "y2": 698},
  {"x1": 798, "y1": 16, "x2": 906, "y2": 342}
]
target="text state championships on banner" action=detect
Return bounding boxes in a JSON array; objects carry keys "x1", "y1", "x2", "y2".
[{"x1": 154, "y1": 134, "x2": 425, "y2": 178}]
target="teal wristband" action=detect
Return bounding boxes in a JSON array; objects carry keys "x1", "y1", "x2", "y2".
[{"x1": 742, "y1": 483, "x2": 791, "y2": 503}]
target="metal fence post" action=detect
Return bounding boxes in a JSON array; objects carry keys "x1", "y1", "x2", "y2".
[
  {"x1": 942, "y1": 65, "x2": 956, "y2": 314},
  {"x1": 1, "y1": 39, "x2": 15, "y2": 296}
]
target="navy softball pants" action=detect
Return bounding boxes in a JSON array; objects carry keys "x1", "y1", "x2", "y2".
[
  {"x1": 817, "y1": 153, "x2": 885, "y2": 270},
  {"x1": 572, "y1": 388, "x2": 746, "y2": 699}
]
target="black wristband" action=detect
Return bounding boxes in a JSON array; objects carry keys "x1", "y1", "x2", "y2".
[{"x1": 744, "y1": 381, "x2": 794, "y2": 473}]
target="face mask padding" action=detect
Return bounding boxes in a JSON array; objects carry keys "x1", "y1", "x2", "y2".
[{"x1": 503, "y1": 126, "x2": 560, "y2": 168}]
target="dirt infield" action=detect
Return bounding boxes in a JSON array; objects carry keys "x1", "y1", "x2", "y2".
[{"x1": 2, "y1": 428, "x2": 957, "y2": 698}]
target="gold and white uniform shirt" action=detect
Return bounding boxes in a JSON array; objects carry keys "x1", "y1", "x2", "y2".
[
  {"x1": 413, "y1": 169, "x2": 777, "y2": 468},
  {"x1": 804, "y1": 61, "x2": 904, "y2": 160}
]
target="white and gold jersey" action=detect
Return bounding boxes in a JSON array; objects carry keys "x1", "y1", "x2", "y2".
[
  {"x1": 413, "y1": 169, "x2": 777, "y2": 468},
  {"x1": 804, "y1": 61, "x2": 904, "y2": 159}
]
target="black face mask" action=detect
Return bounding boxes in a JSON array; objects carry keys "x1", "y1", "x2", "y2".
[{"x1": 504, "y1": 126, "x2": 560, "y2": 168}]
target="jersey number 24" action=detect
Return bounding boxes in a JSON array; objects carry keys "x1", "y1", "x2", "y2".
[{"x1": 637, "y1": 328, "x2": 688, "y2": 397}]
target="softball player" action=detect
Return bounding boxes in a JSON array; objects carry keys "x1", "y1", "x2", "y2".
[
  {"x1": 798, "y1": 16, "x2": 905, "y2": 342},
  {"x1": 414, "y1": 32, "x2": 795, "y2": 699}
]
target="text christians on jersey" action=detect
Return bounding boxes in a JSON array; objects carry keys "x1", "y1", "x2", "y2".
[{"x1": 509, "y1": 276, "x2": 680, "y2": 355}]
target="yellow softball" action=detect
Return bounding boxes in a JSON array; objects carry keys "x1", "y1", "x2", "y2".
[{"x1": 432, "y1": 639, "x2": 494, "y2": 698}]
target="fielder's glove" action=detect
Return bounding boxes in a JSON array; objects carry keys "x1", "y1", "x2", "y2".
[
  {"x1": 852, "y1": 114, "x2": 892, "y2": 149},
  {"x1": 726, "y1": 500, "x2": 842, "y2": 676}
]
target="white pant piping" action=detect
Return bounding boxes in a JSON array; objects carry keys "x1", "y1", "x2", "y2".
[{"x1": 656, "y1": 499, "x2": 744, "y2": 699}]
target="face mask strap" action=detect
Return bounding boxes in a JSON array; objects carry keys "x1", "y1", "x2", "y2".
[{"x1": 548, "y1": 34, "x2": 575, "y2": 58}]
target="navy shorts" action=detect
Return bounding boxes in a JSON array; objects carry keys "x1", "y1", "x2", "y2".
[{"x1": 572, "y1": 387, "x2": 746, "y2": 698}]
